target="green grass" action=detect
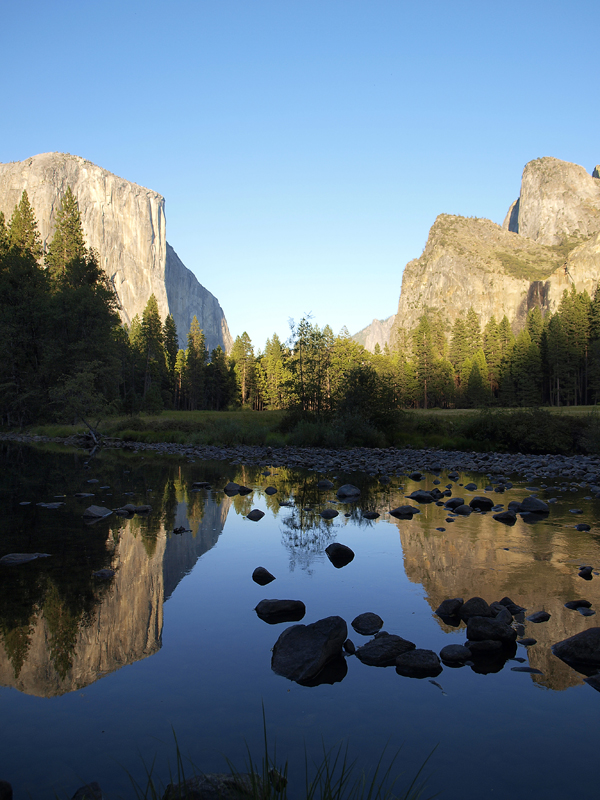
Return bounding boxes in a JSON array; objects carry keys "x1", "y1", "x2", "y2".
[{"x1": 124, "y1": 719, "x2": 437, "y2": 800}]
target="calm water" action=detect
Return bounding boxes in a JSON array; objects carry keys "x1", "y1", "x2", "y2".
[{"x1": 1, "y1": 443, "x2": 599, "y2": 799}]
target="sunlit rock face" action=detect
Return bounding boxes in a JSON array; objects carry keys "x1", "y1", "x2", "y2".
[
  {"x1": 506, "y1": 157, "x2": 600, "y2": 245},
  {"x1": 390, "y1": 157, "x2": 600, "y2": 339},
  {"x1": 0, "y1": 152, "x2": 232, "y2": 352},
  {"x1": 0, "y1": 522, "x2": 165, "y2": 697}
]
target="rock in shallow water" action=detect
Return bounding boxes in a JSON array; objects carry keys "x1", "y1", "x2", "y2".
[
  {"x1": 246, "y1": 509, "x2": 265, "y2": 522},
  {"x1": 467, "y1": 616, "x2": 517, "y2": 644},
  {"x1": 526, "y1": 611, "x2": 551, "y2": 623},
  {"x1": 395, "y1": 649, "x2": 442, "y2": 678},
  {"x1": 255, "y1": 599, "x2": 306, "y2": 624},
  {"x1": 552, "y1": 628, "x2": 600, "y2": 668},
  {"x1": 440, "y1": 644, "x2": 472, "y2": 663},
  {"x1": 271, "y1": 616, "x2": 348, "y2": 682},
  {"x1": 252, "y1": 566, "x2": 276, "y2": 586},
  {"x1": 355, "y1": 634, "x2": 416, "y2": 666},
  {"x1": 325, "y1": 543, "x2": 355, "y2": 568},
  {"x1": 0, "y1": 552, "x2": 51, "y2": 566},
  {"x1": 351, "y1": 612, "x2": 384, "y2": 636}
]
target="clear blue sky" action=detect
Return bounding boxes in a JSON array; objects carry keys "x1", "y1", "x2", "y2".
[{"x1": 2, "y1": 0, "x2": 599, "y2": 351}]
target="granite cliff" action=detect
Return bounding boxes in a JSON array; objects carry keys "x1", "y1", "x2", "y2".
[
  {"x1": 357, "y1": 156, "x2": 600, "y2": 350},
  {"x1": 0, "y1": 153, "x2": 232, "y2": 352}
]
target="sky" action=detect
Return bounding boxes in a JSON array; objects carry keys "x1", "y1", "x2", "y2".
[{"x1": 2, "y1": 0, "x2": 600, "y2": 351}]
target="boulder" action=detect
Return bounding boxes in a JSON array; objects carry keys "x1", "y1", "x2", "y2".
[
  {"x1": 83, "y1": 505, "x2": 112, "y2": 519},
  {"x1": 464, "y1": 483, "x2": 477, "y2": 491},
  {"x1": 389, "y1": 505, "x2": 420, "y2": 518},
  {"x1": 460, "y1": 597, "x2": 493, "y2": 621},
  {"x1": 317, "y1": 479, "x2": 334, "y2": 490},
  {"x1": 575, "y1": 523, "x2": 591, "y2": 531},
  {"x1": 71, "y1": 783, "x2": 103, "y2": 800},
  {"x1": 238, "y1": 486, "x2": 252, "y2": 496},
  {"x1": 526, "y1": 611, "x2": 551, "y2": 623},
  {"x1": 363, "y1": 511, "x2": 380, "y2": 520},
  {"x1": 246, "y1": 509, "x2": 265, "y2": 522},
  {"x1": 336, "y1": 484, "x2": 361, "y2": 499},
  {"x1": 492, "y1": 510, "x2": 517, "y2": 525},
  {"x1": 469, "y1": 496, "x2": 494, "y2": 511},
  {"x1": 466, "y1": 639, "x2": 504, "y2": 654},
  {"x1": 565, "y1": 599, "x2": 592, "y2": 610},
  {"x1": 134, "y1": 505, "x2": 152, "y2": 514},
  {"x1": 271, "y1": 616, "x2": 348, "y2": 682},
  {"x1": 351, "y1": 612, "x2": 384, "y2": 636},
  {"x1": 223, "y1": 482, "x2": 240, "y2": 495},
  {"x1": 252, "y1": 567, "x2": 276, "y2": 586},
  {"x1": 440, "y1": 644, "x2": 472, "y2": 663},
  {"x1": 435, "y1": 598, "x2": 464, "y2": 618},
  {"x1": 255, "y1": 599, "x2": 306, "y2": 624},
  {"x1": 444, "y1": 497, "x2": 465, "y2": 510},
  {"x1": 520, "y1": 496, "x2": 550, "y2": 513},
  {"x1": 552, "y1": 628, "x2": 600, "y2": 668},
  {"x1": 453, "y1": 504, "x2": 473, "y2": 516},
  {"x1": 395, "y1": 649, "x2": 442, "y2": 678},
  {"x1": 466, "y1": 616, "x2": 517, "y2": 644},
  {"x1": 407, "y1": 490, "x2": 435, "y2": 503},
  {"x1": 163, "y1": 773, "x2": 262, "y2": 800},
  {"x1": 320, "y1": 509, "x2": 339, "y2": 520},
  {"x1": 355, "y1": 634, "x2": 416, "y2": 666},
  {"x1": 265, "y1": 486, "x2": 277, "y2": 495},
  {"x1": 325, "y1": 543, "x2": 355, "y2": 568}
]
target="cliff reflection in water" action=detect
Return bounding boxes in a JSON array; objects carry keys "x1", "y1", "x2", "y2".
[{"x1": 0, "y1": 451, "x2": 231, "y2": 698}]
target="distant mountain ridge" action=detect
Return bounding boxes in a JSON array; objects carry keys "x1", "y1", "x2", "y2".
[
  {"x1": 0, "y1": 152, "x2": 232, "y2": 352},
  {"x1": 355, "y1": 157, "x2": 600, "y2": 351}
]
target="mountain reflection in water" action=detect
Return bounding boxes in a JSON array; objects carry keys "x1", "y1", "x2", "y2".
[{"x1": 1, "y1": 443, "x2": 600, "y2": 800}]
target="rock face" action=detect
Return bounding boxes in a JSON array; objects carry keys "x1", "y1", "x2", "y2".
[
  {"x1": 352, "y1": 315, "x2": 395, "y2": 353},
  {"x1": 0, "y1": 153, "x2": 232, "y2": 352},
  {"x1": 389, "y1": 156, "x2": 600, "y2": 339},
  {"x1": 504, "y1": 157, "x2": 600, "y2": 245}
]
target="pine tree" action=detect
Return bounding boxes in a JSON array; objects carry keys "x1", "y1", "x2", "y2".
[
  {"x1": 412, "y1": 315, "x2": 436, "y2": 409},
  {"x1": 185, "y1": 316, "x2": 208, "y2": 409},
  {"x1": 483, "y1": 316, "x2": 501, "y2": 394},
  {"x1": 140, "y1": 295, "x2": 165, "y2": 406},
  {"x1": 464, "y1": 307, "x2": 482, "y2": 357},
  {"x1": 8, "y1": 191, "x2": 42, "y2": 259},
  {"x1": 0, "y1": 212, "x2": 8, "y2": 256},
  {"x1": 163, "y1": 314, "x2": 179, "y2": 404},
  {"x1": 526, "y1": 307, "x2": 544, "y2": 347},
  {"x1": 230, "y1": 332, "x2": 254, "y2": 406},
  {"x1": 45, "y1": 187, "x2": 86, "y2": 279}
]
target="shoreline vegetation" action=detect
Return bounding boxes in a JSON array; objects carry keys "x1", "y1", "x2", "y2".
[{"x1": 6, "y1": 405, "x2": 600, "y2": 459}]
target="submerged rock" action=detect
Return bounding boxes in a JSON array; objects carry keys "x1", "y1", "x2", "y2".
[
  {"x1": 395, "y1": 649, "x2": 442, "y2": 678},
  {"x1": 246, "y1": 509, "x2": 265, "y2": 522},
  {"x1": 552, "y1": 628, "x2": 600, "y2": 668},
  {"x1": 0, "y1": 552, "x2": 51, "y2": 566},
  {"x1": 255, "y1": 599, "x2": 306, "y2": 624},
  {"x1": 355, "y1": 634, "x2": 416, "y2": 666},
  {"x1": 389, "y1": 505, "x2": 420, "y2": 518},
  {"x1": 351, "y1": 612, "x2": 384, "y2": 636},
  {"x1": 271, "y1": 616, "x2": 347, "y2": 682},
  {"x1": 336, "y1": 484, "x2": 361, "y2": 499}
]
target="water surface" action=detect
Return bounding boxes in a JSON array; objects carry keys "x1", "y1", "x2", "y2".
[{"x1": 0, "y1": 443, "x2": 599, "y2": 799}]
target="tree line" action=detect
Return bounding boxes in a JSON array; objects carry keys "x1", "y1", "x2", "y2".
[{"x1": 2, "y1": 188, "x2": 600, "y2": 429}]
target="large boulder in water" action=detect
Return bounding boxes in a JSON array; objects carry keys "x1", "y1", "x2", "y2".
[
  {"x1": 271, "y1": 616, "x2": 348, "y2": 682},
  {"x1": 336, "y1": 484, "x2": 361, "y2": 499},
  {"x1": 395, "y1": 649, "x2": 442, "y2": 678},
  {"x1": 467, "y1": 616, "x2": 517, "y2": 644},
  {"x1": 552, "y1": 628, "x2": 600, "y2": 669},
  {"x1": 325, "y1": 543, "x2": 355, "y2": 568},
  {"x1": 255, "y1": 599, "x2": 305, "y2": 624}
]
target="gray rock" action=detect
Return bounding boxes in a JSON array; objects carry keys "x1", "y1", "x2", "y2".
[
  {"x1": 440, "y1": 644, "x2": 472, "y2": 663},
  {"x1": 163, "y1": 773, "x2": 261, "y2": 800},
  {"x1": 526, "y1": 611, "x2": 551, "y2": 623},
  {"x1": 252, "y1": 567, "x2": 276, "y2": 586},
  {"x1": 408, "y1": 471, "x2": 422, "y2": 480},
  {"x1": 495, "y1": 608, "x2": 513, "y2": 625},
  {"x1": 575, "y1": 523, "x2": 591, "y2": 531},
  {"x1": 466, "y1": 616, "x2": 517, "y2": 644},
  {"x1": 389, "y1": 505, "x2": 420, "y2": 518},
  {"x1": 464, "y1": 483, "x2": 478, "y2": 491},
  {"x1": 363, "y1": 511, "x2": 380, "y2": 520},
  {"x1": 223, "y1": 482, "x2": 241, "y2": 494},
  {"x1": 517, "y1": 638, "x2": 537, "y2": 646},
  {"x1": 336, "y1": 484, "x2": 361, "y2": 499},
  {"x1": 343, "y1": 638, "x2": 356, "y2": 655},
  {"x1": 579, "y1": 566, "x2": 594, "y2": 579},
  {"x1": 325, "y1": 543, "x2": 355, "y2": 568},
  {"x1": 320, "y1": 509, "x2": 339, "y2": 520},
  {"x1": 460, "y1": 597, "x2": 493, "y2": 621},
  {"x1": 444, "y1": 497, "x2": 466, "y2": 510},
  {"x1": 469, "y1": 496, "x2": 494, "y2": 511},
  {"x1": 492, "y1": 510, "x2": 517, "y2": 525},
  {"x1": 0, "y1": 552, "x2": 51, "y2": 566},
  {"x1": 395, "y1": 649, "x2": 442, "y2": 678},
  {"x1": 435, "y1": 598, "x2": 464, "y2": 618},
  {"x1": 465, "y1": 639, "x2": 503, "y2": 653},
  {"x1": 246, "y1": 509, "x2": 265, "y2": 522},
  {"x1": 583, "y1": 674, "x2": 600, "y2": 692},
  {"x1": 520, "y1": 496, "x2": 550, "y2": 513},
  {"x1": 407, "y1": 490, "x2": 435, "y2": 503},
  {"x1": 579, "y1": 607, "x2": 596, "y2": 617},
  {"x1": 453, "y1": 504, "x2": 473, "y2": 516},
  {"x1": 71, "y1": 783, "x2": 103, "y2": 800},
  {"x1": 265, "y1": 486, "x2": 277, "y2": 495},
  {"x1": 271, "y1": 616, "x2": 347, "y2": 682},
  {"x1": 317, "y1": 479, "x2": 334, "y2": 490},
  {"x1": 565, "y1": 599, "x2": 592, "y2": 610},
  {"x1": 351, "y1": 612, "x2": 384, "y2": 636},
  {"x1": 356, "y1": 634, "x2": 416, "y2": 666},
  {"x1": 552, "y1": 628, "x2": 600, "y2": 667},
  {"x1": 255, "y1": 599, "x2": 306, "y2": 624}
]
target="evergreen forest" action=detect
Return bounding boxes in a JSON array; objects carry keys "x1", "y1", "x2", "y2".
[{"x1": 2, "y1": 190, "x2": 600, "y2": 435}]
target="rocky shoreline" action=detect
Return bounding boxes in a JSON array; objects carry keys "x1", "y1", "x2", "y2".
[{"x1": 2, "y1": 432, "x2": 600, "y2": 483}]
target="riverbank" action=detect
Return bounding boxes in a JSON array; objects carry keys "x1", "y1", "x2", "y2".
[{"x1": 2, "y1": 432, "x2": 600, "y2": 485}]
